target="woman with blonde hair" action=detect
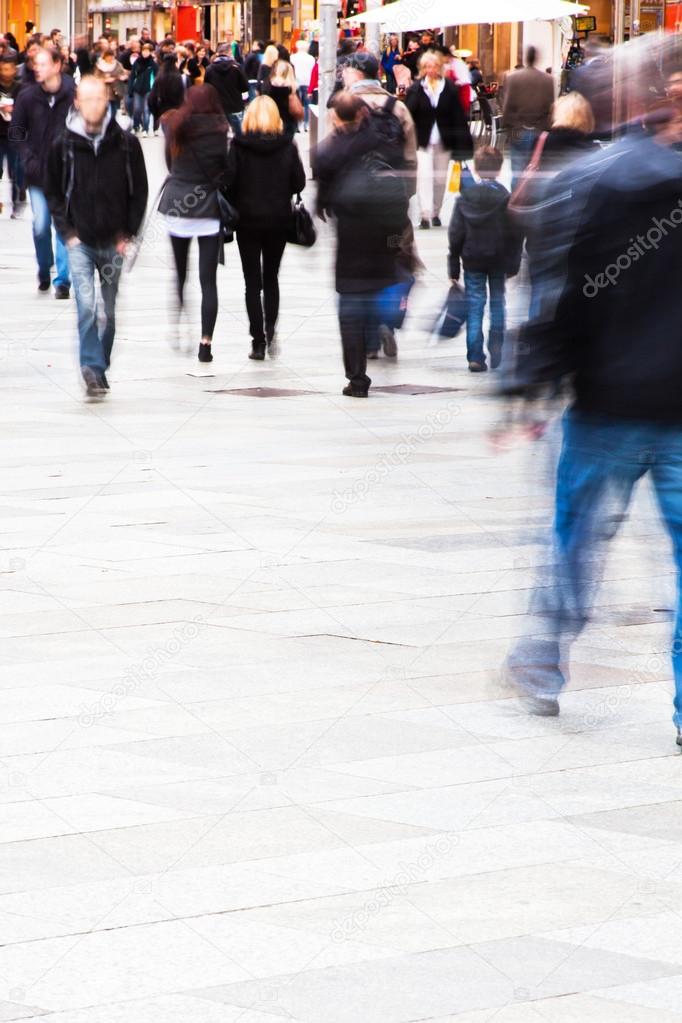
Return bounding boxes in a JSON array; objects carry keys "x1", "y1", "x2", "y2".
[
  {"x1": 405, "y1": 50, "x2": 472, "y2": 228},
  {"x1": 256, "y1": 44, "x2": 280, "y2": 93},
  {"x1": 225, "y1": 95, "x2": 306, "y2": 359},
  {"x1": 262, "y1": 58, "x2": 304, "y2": 137}
]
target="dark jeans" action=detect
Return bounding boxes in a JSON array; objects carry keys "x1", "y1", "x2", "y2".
[
  {"x1": 463, "y1": 269, "x2": 505, "y2": 365},
  {"x1": 227, "y1": 111, "x2": 243, "y2": 137},
  {"x1": 170, "y1": 233, "x2": 221, "y2": 339},
  {"x1": 337, "y1": 291, "x2": 378, "y2": 392},
  {"x1": 507, "y1": 412, "x2": 682, "y2": 727},
  {"x1": 297, "y1": 85, "x2": 309, "y2": 128},
  {"x1": 509, "y1": 128, "x2": 538, "y2": 191},
  {"x1": 68, "y1": 241, "x2": 122, "y2": 374},
  {"x1": 0, "y1": 138, "x2": 22, "y2": 208},
  {"x1": 132, "y1": 92, "x2": 150, "y2": 132},
  {"x1": 236, "y1": 228, "x2": 287, "y2": 343}
]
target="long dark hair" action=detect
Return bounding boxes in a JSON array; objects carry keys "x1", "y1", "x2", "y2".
[{"x1": 164, "y1": 83, "x2": 228, "y2": 159}]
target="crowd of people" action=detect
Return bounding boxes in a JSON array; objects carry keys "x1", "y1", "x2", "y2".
[{"x1": 3, "y1": 20, "x2": 682, "y2": 743}]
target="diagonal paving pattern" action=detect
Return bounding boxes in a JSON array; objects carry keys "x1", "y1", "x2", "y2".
[{"x1": 0, "y1": 136, "x2": 681, "y2": 1022}]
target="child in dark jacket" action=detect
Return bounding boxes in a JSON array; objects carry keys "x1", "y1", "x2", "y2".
[{"x1": 448, "y1": 146, "x2": 522, "y2": 371}]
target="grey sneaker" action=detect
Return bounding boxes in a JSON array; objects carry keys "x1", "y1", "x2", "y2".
[{"x1": 523, "y1": 694, "x2": 560, "y2": 717}]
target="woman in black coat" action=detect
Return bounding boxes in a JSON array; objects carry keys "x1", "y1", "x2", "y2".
[
  {"x1": 148, "y1": 54, "x2": 185, "y2": 127},
  {"x1": 225, "y1": 95, "x2": 305, "y2": 360},
  {"x1": 405, "y1": 51, "x2": 472, "y2": 229},
  {"x1": 158, "y1": 84, "x2": 229, "y2": 362}
]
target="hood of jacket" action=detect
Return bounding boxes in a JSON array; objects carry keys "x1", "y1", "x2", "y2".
[
  {"x1": 209, "y1": 56, "x2": 239, "y2": 75},
  {"x1": 233, "y1": 131, "x2": 292, "y2": 155},
  {"x1": 65, "y1": 105, "x2": 115, "y2": 153},
  {"x1": 457, "y1": 180, "x2": 510, "y2": 224}
]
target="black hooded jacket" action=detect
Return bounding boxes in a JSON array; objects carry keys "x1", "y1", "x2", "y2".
[
  {"x1": 448, "y1": 179, "x2": 522, "y2": 278},
  {"x1": 204, "y1": 57, "x2": 248, "y2": 115},
  {"x1": 224, "y1": 131, "x2": 305, "y2": 229},
  {"x1": 11, "y1": 74, "x2": 75, "y2": 188},
  {"x1": 46, "y1": 108, "x2": 148, "y2": 246}
]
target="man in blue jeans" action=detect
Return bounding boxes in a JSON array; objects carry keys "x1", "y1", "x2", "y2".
[
  {"x1": 502, "y1": 110, "x2": 682, "y2": 744},
  {"x1": 448, "y1": 146, "x2": 521, "y2": 372},
  {"x1": 46, "y1": 76, "x2": 147, "y2": 397},
  {"x1": 11, "y1": 45, "x2": 74, "y2": 296}
]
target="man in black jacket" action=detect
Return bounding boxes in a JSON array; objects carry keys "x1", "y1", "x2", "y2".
[
  {"x1": 313, "y1": 92, "x2": 410, "y2": 397},
  {"x1": 11, "y1": 45, "x2": 74, "y2": 296},
  {"x1": 502, "y1": 113, "x2": 682, "y2": 742},
  {"x1": 204, "y1": 43, "x2": 248, "y2": 135},
  {"x1": 46, "y1": 75, "x2": 148, "y2": 397}
]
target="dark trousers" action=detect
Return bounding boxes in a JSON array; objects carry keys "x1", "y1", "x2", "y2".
[
  {"x1": 236, "y1": 228, "x2": 287, "y2": 343},
  {"x1": 0, "y1": 138, "x2": 22, "y2": 208},
  {"x1": 170, "y1": 233, "x2": 221, "y2": 339},
  {"x1": 337, "y1": 291, "x2": 378, "y2": 392}
]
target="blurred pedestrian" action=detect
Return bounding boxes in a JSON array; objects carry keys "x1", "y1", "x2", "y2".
[
  {"x1": 94, "y1": 46, "x2": 125, "y2": 119},
  {"x1": 262, "y1": 59, "x2": 303, "y2": 138},
  {"x1": 11, "y1": 45, "x2": 74, "y2": 296},
  {"x1": 225, "y1": 95, "x2": 305, "y2": 360},
  {"x1": 313, "y1": 92, "x2": 410, "y2": 396},
  {"x1": 381, "y1": 33, "x2": 401, "y2": 93},
  {"x1": 148, "y1": 53, "x2": 185, "y2": 129},
  {"x1": 405, "y1": 50, "x2": 473, "y2": 229},
  {"x1": 204, "y1": 42, "x2": 248, "y2": 135},
  {"x1": 159, "y1": 83, "x2": 229, "y2": 363},
  {"x1": 128, "y1": 41, "x2": 155, "y2": 135},
  {"x1": 46, "y1": 76, "x2": 147, "y2": 396},
  {"x1": 256, "y1": 44, "x2": 279, "y2": 94},
  {"x1": 244, "y1": 40, "x2": 263, "y2": 100},
  {"x1": 0, "y1": 55, "x2": 23, "y2": 217},
  {"x1": 502, "y1": 46, "x2": 554, "y2": 189},
  {"x1": 291, "y1": 39, "x2": 315, "y2": 130}
]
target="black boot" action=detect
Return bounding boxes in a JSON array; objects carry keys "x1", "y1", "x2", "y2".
[
  {"x1": 249, "y1": 341, "x2": 266, "y2": 361},
  {"x1": 198, "y1": 342, "x2": 213, "y2": 362}
]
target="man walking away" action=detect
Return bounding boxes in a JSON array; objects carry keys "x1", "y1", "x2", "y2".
[
  {"x1": 291, "y1": 40, "x2": 315, "y2": 130},
  {"x1": 46, "y1": 75, "x2": 148, "y2": 398},
  {"x1": 205, "y1": 42, "x2": 249, "y2": 136},
  {"x1": 11, "y1": 45, "x2": 74, "y2": 297},
  {"x1": 313, "y1": 92, "x2": 410, "y2": 398},
  {"x1": 502, "y1": 46, "x2": 554, "y2": 189}
]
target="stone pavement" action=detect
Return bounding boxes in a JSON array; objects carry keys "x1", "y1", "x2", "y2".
[{"x1": 0, "y1": 136, "x2": 681, "y2": 1022}]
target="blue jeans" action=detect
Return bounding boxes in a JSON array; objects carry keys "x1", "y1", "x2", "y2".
[
  {"x1": 227, "y1": 112, "x2": 243, "y2": 136},
  {"x1": 68, "y1": 242, "x2": 122, "y2": 375},
  {"x1": 29, "y1": 187, "x2": 70, "y2": 288},
  {"x1": 507, "y1": 411, "x2": 682, "y2": 726},
  {"x1": 298, "y1": 85, "x2": 309, "y2": 128},
  {"x1": 132, "y1": 92, "x2": 150, "y2": 132},
  {"x1": 338, "y1": 291, "x2": 378, "y2": 391},
  {"x1": 463, "y1": 269, "x2": 505, "y2": 365},
  {"x1": 509, "y1": 128, "x2": 538, "y2": 191}
]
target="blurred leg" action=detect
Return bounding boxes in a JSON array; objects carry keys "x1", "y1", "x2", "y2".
[
  {"x1": 463, "y1": 269, "x2": 486, "y2": 364},
  {"x1": 651, "y1": 429, "x2": 682, "y2": 728}
]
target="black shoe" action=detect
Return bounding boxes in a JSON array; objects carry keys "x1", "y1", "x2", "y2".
[
  {"x1": 249, "y1": 342, "x2": 265, "y2": 361},
  {"x1": 676, "y1": 728, "x2": 682, "y2": 749},
  {"x1": 432, "y1": 216, "x2": 442, "y2": 227},
  {"x1": 55, "y1": 285, "x2": 70, "y2": 300},
  {"x1": 379, "y1": 324, "x2": 397, "y2": 358},
  {"x1": 419, "y1": 218, "x2": 431, "y2": 230},
  {"x1": 343, "y1": 384, "x2": 369, "y2": 398},
  {"x1": 266, "y1": 333, "x2": 279, "y2": 359},
  {"x1": 523, "y1": 694, "x2": 560, "y2": 717},
  {"x1": 198, "y1": 342, "x2": 213, "y2": 363},
  {"x1": 100, "y1": 372, "x2": 110, "y2": 390},
  {"x1": 81, "y1": 367, "x2": 106, "y2": 398},
  {"x1": 38, "y1": 280, "x2": 50, "y2": 292},
  {"x1": 468, "y1": 361, "x2": 488, "y2": 373},
  {"x1": 489, "y1": 343, "x2": 502, "y2": 370}
]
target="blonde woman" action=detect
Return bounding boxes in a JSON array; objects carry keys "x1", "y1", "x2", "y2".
[
  {"x1": 225, "y1": 95, "x2": 306, "y2": 359},
  {"x1": 405, "y1": 50, "x2": 472, "y2": 228},
  {"x1": 262, "y1": 58, "x2": 304, "y2": 137},
  {"x1": 256, "y1": 44, "x2": 280, "y2": 93}
]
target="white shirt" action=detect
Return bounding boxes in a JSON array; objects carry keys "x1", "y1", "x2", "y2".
[
  {"x1": 290, "y1": 50, "x2": 315, "y2": 89},
  {"x1": 421, "y1": 76, "x2": 445, "y2": 146}
]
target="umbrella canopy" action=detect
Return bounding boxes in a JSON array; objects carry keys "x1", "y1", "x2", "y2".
[{"x1": 348, "y1": 0, "x2": 588, "y2": 29}]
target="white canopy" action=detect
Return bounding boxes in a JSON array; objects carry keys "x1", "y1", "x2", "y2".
[{"x1": 348, "y1": 0, "x2": 588, "y2": 29}]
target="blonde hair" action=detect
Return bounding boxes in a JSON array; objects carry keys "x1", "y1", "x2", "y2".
[
  {"x1": 551, "y1": 92, "x2": 595, "y2": 134},
  {"x1": 262, "y1": 44, "x2": 279, "y2": 67},
  {"x1": 243, "y1": 95, "x2": 283, "y2": 135},
  {"x1": 272, "y1": 59, "x2": 297, "y2": 89},
  {"x1": 419, "y1": 50, "x2": 444, "y2": 76}
]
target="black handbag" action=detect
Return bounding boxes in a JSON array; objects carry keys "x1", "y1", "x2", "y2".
[
  {"x1": 436, "y1": 283, "x2": 467, "y2": 339},
  {"x1": 216, "y1": 190, "x2": 239, "y2": 233},
  {"x1": 287, "y1": 193, "x2": 316, "y2": 247}
]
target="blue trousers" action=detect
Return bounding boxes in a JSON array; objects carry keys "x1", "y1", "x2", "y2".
[
  {"x1": 132, "y1": 92, "x2": 150, "y2": 132},
  {"x1": 508, "y1": 411, "x2": 682, "y2": 727},
  {"x1": 463, "y1": 269, "x2": 505, "y2": 365},
  {"x1": 68, "y1": 242, "x2": 122, "y2": 375},
  {"x1": 509, "y1": 128, "x2": 538, "y2": 191},
  {"x1": 29, "y1": 186, "x2": 70, "y2": 288}
]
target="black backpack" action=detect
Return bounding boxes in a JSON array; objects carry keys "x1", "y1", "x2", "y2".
[{"x1": 365, "y1": 94, "x2": 405, "y2": 169}]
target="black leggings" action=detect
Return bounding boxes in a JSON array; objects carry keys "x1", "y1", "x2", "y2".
[
  {"x1": 170, "y1": 233, "x2": 220, "y2": 340},
  {"x1": 236, "y1": 228, "x2": 287, "y2": 343}
]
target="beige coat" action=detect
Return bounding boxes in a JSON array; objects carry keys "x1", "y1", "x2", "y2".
[
  {"x1": 348, "y1": 79, "x2": 418, "y2": 196},
  {"x1": 502, "y1": 66, "x2": 554, "y2": 132}
]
